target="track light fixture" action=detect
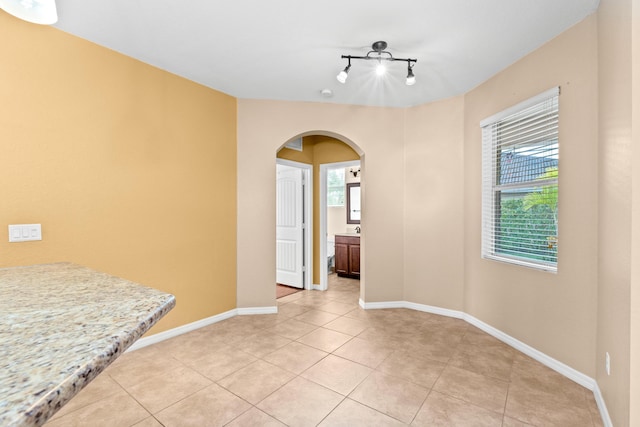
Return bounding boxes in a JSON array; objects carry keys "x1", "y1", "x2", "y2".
[{"x1": 337, "y1": 41, "x2": 417, "y2": 86}]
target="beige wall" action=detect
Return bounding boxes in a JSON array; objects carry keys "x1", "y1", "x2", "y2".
[
  {"x1": 463, "y1": 16, "x2": 599, "y2": 376},
  {"x1": 403, "y1": 97, "x2": 465, "y2": 309},
  {"x1": 238, "y1": 100, "x2": 405, "y2": 307},
  {"x1": 597, "y1": 0, "x2": 633, "y2": 425},
  {"x1": 0, "y1": 15, "x2": 237, "y2": 334},
  {"x1": 631, "y1": 1, "x2": 640, "y2": 424}
]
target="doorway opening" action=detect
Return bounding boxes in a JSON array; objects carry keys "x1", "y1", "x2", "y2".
[
  {"x1": 320, "y1": 160, "x2": 361, "y2": 292},
  {"x1": 276, "y1": 134, "x2": 363, "y2": 299}
]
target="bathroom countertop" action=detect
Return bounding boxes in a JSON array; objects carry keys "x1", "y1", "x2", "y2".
[
  {"x1": 0, "y1": 263, "x2": 176, "y2": 427},
  {"x1": 335, "y1": 233, "x2": 361, "y2": 237}
]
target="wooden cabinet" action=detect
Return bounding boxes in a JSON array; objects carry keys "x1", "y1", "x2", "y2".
[{"x1": 335, "y1": 235, "x2": 360, "y2": 279}]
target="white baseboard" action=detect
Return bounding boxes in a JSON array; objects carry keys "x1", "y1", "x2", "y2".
[
  {"x1": 126, "y1": 308, "x2": 237, "y2": 352},
  {"x1": 127, "y1": 305, "x2": 278, "y2": 352},
  {"x1": 312, "y1": 284, "x2": 323, "y2": 291},
  {"x1": 237, "y1": 306, "x2": 278, "y2": 315},
  {"x1": 360, "y1": 299, "x2": 608, "y2": 426},
  {"x1": 592, "y1": 382, "x2": 613, "y2": 427}
]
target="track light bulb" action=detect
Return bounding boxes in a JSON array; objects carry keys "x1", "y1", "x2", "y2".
[
  {"x1": 406, "y1": 67, "x2": 416, "y2": 86},
  {"x1": 336, "y1": 64, "x2": 351, "y2": 84},
  {"x1": 376, "y1": 62, "x2": 386, "y2": 76},
  {"x1": 0, "y1": 0, "x2": 58, "y2": 24}
]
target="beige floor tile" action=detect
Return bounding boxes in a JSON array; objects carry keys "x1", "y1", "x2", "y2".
[
  {"x1": 585, "y1": 390, "x2": 605, "y2": 427},
  {"x1": 257, "y1": 377, "x2": 344, "y2": 427},
  {"x1": 233, "y1": 332, "x2": 291, "y2": 358},
  {"x1": 349, "y1": 371, "x2": 429, "y2": 424},
  {"x1": 432, "y1": 365, "x2": 508, "y2": 414},
  {"x1": 125, "y1": 365, "x2": 212, "y2": 413},
  {"x1": 226, "y1": 407, "x2": 286, "y2": 426},
  {"x1": 152, "y1": 329, "x2": 243, "y2": 362},
  {"x1": 333, "y1": 336, "x2": 395, "y2": 368},
  {"x1": 399, "y1": 335, "x2": 459, "y2": 364},
  {"x1": 505, "y1": 380, "x2": 594, "y2": 426},
  {"x1": 155, "y1": 383, "x2": 251, "y2": 427},
  {"x1": 49, "y1": 373, "x2": 124, "y2": 420},
  {"x1": 448, "y1": 341, "x2": 515, "y2": 381},
  {"x1": 323, "y1": 316, "x2": 369, "y2": 336},
  {"x1": 502, "y1": 417, "x2": 536, "y2": 426},
  {"x1": 302, "y1": 354, "x2": 372, "y2": 395},
  {"x1": 462, "y1": 327, "x2": 517, "y2": 356},
  {"x1": 277, "y1": 291, "x2": 305, "y2": 303},
  {"x1": 44, "y1": 390, "x2": 150, "y2": 427},
  {"x1": 317, "y1": 301, "x2": 359, "y2": 315},
  {"x1": 217, "y1": 360, "x2": 295, "y2": 404},
  {"x1": 510, "y1": 353, "x2": 588, "y2": 406},
  {"x1": 132, "y1": 417, "x2": 163, "y2": 427},
  {"x1": 276, "y1": 303, "x2": 311, "y2": 318},
  {"x1": 412, "y1": 391, "x2": 502, "y2": 426},
  {"x1": 262, "y1": 341, "x2": 328, "y2": 375},
  {"x1": 265, "y1": 318, "x2": 318, "y2": 340},
  {"x1": 319, "y1": 398, "x2": 406, "y2": 427},
  {"x1": 294, "y1": 309, "x2": 341, "y2": 326},
  {"x1": 377, "y1": 350, "x2": 446, "y2": 388},
  {"x1": 183, "y1": 347, "x2": 257, "y2": 381},
  {"x1": 297, "y1": 327, "x2": 353, "y2": 352},
  {"x1": 105, "y1": 349, "x2": 186, "y2": 390}
]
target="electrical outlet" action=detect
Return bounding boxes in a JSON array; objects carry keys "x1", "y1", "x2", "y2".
[{"x1": 606, "y1": 352, "x2": 611, "y2": 376}]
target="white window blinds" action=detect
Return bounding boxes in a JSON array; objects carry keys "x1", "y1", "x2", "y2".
[{"x1": 481, "y1": 87, "x2": 559, "y2": 272}]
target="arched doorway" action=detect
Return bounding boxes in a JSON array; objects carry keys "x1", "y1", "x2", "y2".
[{"x1": 275, "y1": 133, "x2": 364, "y2": 298}]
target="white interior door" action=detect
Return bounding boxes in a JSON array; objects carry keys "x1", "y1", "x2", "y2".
[{"x1": 276, "y1": 164, "x2": 304, "y2": 288}]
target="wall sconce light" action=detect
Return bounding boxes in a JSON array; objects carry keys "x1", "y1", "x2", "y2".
[
  {"x1": 0, "y1": 0, "x2": 58, "y2": 25},
  {"x1": 337, "y1": 41, "x2": 418, "y2": 86},
  {"x1": 350, "y1": 168, "x2": 361, "y2": 178}
]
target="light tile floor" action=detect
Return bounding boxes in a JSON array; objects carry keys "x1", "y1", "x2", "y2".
[{"x1": 45, "y1": 275, "x2": 604, "y2": 426}]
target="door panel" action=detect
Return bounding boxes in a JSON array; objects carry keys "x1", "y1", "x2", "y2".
[{"x1": 276, "y1": 164, "x2": 304, "y2": 288}]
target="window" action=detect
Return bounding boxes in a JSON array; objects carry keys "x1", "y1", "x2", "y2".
[
  {"x1": 327, "y1": 168, "x2": 345, "y2": 206},
  {"x1": 481, "y1": 87, "x2": 559, "y2": 272}
]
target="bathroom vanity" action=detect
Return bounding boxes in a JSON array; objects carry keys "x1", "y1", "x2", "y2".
[{"x1": 335, "y1": 234, "x2": 360, "y2": 279}]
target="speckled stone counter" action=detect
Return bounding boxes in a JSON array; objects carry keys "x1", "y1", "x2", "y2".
[{"x1": 0, "y1": 263, "x2": 176, "y2": 427}]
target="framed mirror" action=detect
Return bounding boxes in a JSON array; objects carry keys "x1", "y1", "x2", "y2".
[{"x1": 346, "y1": 183, "x2": 361, "y2": 224}]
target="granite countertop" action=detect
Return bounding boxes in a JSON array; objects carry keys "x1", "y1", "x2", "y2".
[{"x1": 0, "y1": 263, "x2": 176, "y2": 427}]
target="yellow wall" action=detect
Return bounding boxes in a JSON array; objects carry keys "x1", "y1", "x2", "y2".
[
  {"x1": 0, "y1": 14, "x2": 237, "y2": 334},
  {"x1": 277, "y1": 136, "x2": 360, "y2": 284}
]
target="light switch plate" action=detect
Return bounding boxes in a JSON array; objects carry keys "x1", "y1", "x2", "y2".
[{"x1": 8, "y1": 224, "x2": 42, "y2": 242}]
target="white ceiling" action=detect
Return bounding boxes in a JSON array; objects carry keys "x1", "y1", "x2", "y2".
[{"x1": 52, "y1": 0, "x2": 599, "y2": 108}]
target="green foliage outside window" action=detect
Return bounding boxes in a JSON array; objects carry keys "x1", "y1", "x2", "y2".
[{"x1": 496, "y1": 167, "x2": 558, "y2": 264}]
